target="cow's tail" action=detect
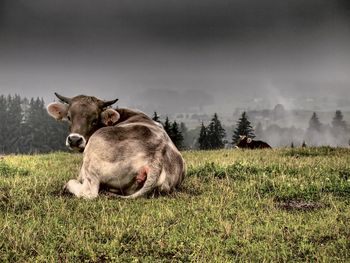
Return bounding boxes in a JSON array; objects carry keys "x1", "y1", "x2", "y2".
[{"x1": 117, "y1": 162, "x2": 162, "y2": 199}]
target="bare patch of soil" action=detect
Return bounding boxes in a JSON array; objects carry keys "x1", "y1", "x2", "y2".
[{"x1": 276, "y1": 199, "x2": 327, "y2": 211}]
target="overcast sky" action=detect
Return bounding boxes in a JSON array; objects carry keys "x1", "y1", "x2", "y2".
[{"x1": 0, "y1": 0, "x2": 349, "y2": 113}]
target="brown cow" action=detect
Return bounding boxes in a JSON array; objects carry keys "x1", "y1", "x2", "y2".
[
  {"x1": 47, "y1": 93, "x2": 186, "y2": 199},
  {"x1": 235, "y1": 135, "x2": 272, "y2": 149}
]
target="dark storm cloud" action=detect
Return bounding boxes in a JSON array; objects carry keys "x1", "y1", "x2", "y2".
[{"x1": 1, "y1": 0, "x2": 349, "y2": 43}]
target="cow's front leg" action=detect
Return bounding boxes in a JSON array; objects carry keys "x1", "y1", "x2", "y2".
[{"x1": 64, "y1": 178, "x2": 99, "y2": 199}]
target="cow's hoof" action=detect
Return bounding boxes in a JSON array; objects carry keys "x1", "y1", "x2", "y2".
[
  {"x1": 62, "y1": 183, "x2": 74, "y2": 195},
  {"x1": 60, "y1": 184, "x2": 73, "y2": 196}
]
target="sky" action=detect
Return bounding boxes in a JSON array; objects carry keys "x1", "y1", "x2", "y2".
[{"x1": 0, "y1": 0, "x2": 350, "y2": 113}]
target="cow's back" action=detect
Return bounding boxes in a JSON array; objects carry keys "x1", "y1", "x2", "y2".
[
  {"x1": 115, "y1": 108, "x2": 153, "y2": 125},
  {"x1": 254, "y1": 140, "x2": 272, "y2": 149},
  {"x1": 85, "y1": 107, "x2": 185, "y2": 193}
]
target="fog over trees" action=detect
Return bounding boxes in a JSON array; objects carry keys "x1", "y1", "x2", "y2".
[
  {"x1": 0, "y1": 93, "x2": 349, "y2": 154},
  {"x1": 253, "y1": 109, "x2": 350, "y2": 149},
  {"x1": 163, "y1": 106, "x2": 350, "y2": 150}
]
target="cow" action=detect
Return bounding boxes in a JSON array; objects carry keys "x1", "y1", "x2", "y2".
[
  {"x1": 47, "y1": 93, "x2": 186, "y2": 199},
  {"x1": 235, "y1": 135, "x2": 272, "y2": 149}
]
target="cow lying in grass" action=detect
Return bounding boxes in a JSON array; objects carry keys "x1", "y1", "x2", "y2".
[
  {"x1": 235, "y1": 135, "x2": 272, "y2": 149},
  {"x1": 47, "y1": 93, "x2": 186, "y2": 199}
]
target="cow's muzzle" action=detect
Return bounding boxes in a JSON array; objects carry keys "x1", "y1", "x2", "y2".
[{"x1": 66, "y1": 133, "x2": 86, "y2": 152}]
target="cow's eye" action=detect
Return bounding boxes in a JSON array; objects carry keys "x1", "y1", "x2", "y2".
[{"x1": 67, "y1": 115, "x2": 71, "y2": 121}]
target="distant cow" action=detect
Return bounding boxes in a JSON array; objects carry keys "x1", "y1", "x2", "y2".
[
  {"x1": 235, "y1": 135, "x2": 272, "y2": 149},
  {"x1": 47, "y1": 93, "x2": 186, "y2": 199}
]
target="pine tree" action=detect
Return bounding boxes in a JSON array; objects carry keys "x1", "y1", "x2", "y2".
[
  {"x1": 152, "y1": 111, "x2": 161, "y2": 123},
  {"x1": 5, "y1": 95, "x2": 23, "y2": 153},
  {"x1": 308, "y1": 112, "x2": 322, "y2": 132},
  {"x1": 170, "y1": 121, "x2": 184, "y2": 149},
  {"x1": 0, "y1": 95, "x2": 8, "y2": 153},
  {"x1": 305, "y1": 112, "x2": 323, "y2": 146},
  {"x1": 332, "y1": 110, "x2": 347, "y2": 130},
  {"x1": 207, "y1": 113, "x2": 226, "y2": 149},
  {"x1": 232, "y1": 112, "x2": 255, "y2": 145},
  {"x1": 164, "y1": 116, "x2": 172, "y2": 138},
  {"x1": 331, "y1": 110, "x2": 348, "y2": 146},
  {"x1": 24, "y1": 98, "x2": 47, "y2": 153},
  {"x1": 161, "y1": 117, "x2": 184, "y2": 149},
  {"x1": 198, "y1": 122, "x2": 209, "y2": 150}
]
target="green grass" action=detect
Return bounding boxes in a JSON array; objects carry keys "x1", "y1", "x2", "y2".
[{"x1": 1, "y1": 147, "x2": 350, "y2": 262}]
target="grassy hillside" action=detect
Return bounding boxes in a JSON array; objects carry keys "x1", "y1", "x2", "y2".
[{"x1": 1, "y1": 148, "x2": 350, "y2": 262}]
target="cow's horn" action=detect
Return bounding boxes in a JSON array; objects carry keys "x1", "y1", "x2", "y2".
[
  {"x1": 100, "y1": 98, "x2": 118, "y2": 108},
  {"x1": 54, "y1": 93, "x2": 72, "y2": 104}
]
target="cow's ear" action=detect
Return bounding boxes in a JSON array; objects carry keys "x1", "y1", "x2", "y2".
[
  {"x1": 47, "y1": 102, "x2": 68, "y2": 120},
  {"x1": 247, "y1": 138, "x2": 252, "y2": 143},
  {"x1": 101, "y1": 109, "x2": 120, "y2": 126}
]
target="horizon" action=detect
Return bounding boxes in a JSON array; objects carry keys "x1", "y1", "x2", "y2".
[{"x1": 2, "y1": 92, "x2": 350, "y2": 133}]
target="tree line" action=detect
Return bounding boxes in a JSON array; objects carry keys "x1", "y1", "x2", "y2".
[
  {"x1": 0, "y1": 95, "x2": 68, "y2": 154},
  {"x1": 154, "y1": 111, "x2": 254, "y2": 150},
  {"x1": 157, "y1": 110, "x2": 350, "y2": 150},
  {"x1": 0, "y1": 93, "x2": 349, "y2": 154},
  {"x1": 152, "y1": 112, "x2": 185, "y2": 150}
]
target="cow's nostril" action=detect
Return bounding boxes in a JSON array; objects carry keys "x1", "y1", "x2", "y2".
[{"x1": 68, "y1": 135, "x2": 84, "y2": 147}]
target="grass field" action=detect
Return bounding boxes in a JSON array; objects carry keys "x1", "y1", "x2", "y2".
[{"x1": 1, "y1": 147, "x2": 350, "y2": 262}]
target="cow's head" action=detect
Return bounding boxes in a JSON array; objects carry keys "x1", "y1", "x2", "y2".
[
  {"x1": 236, "y1": 135, "x2": 252, "y2": 148},
  {"x1": 47, "y1": 93, "x2": 119, "y2": 151}
]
